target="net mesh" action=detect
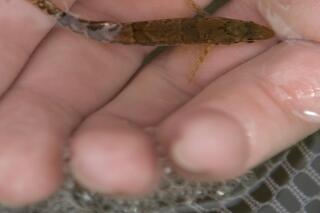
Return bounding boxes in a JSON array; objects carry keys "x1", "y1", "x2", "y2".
[{"x1": 1, "y1": 132, "x2": 320, "y2": 213}]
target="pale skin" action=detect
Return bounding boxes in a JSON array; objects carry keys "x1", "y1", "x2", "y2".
[{"x1": 1, "y1": 0, "x2": 320, "y2": 207}]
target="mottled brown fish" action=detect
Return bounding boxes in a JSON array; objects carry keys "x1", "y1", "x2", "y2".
[
  {"x1": 113, "y1": 17, "x2": 274, "y2": 45},
  {"x1": 27, "y1": 0, "x2": 274, "y2": 45}
]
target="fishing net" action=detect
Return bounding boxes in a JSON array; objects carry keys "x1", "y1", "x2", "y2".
[{"x1": 1, "y1": 132, "x2": 320, "y2": 213}]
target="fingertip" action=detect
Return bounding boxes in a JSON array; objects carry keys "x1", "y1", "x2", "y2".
[
  {"x1": 0, "y1": 139, "x2": 63, "y2": 207},
  {"x1": 158, "y1": 108, "x2": 249, "y2": 181},
  {"x1": 70, "y1": 116, "x2": 160, "y2": 196}
]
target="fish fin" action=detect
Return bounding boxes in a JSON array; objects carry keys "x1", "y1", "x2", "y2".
[
  {"x1": 185, "y1": 0, "x2": 210, "y2": 17},
  {"x1": 188, "y1": 44, "x2": 212, "y2": 82}
]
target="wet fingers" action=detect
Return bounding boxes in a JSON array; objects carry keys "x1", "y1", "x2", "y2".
[{"x1": 158, "y1": 41, "x2": 320, "y2": 180}]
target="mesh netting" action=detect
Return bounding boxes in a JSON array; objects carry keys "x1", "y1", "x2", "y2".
[{"x1": 1, "y1": 132, "x2": 320, "y2": 213}]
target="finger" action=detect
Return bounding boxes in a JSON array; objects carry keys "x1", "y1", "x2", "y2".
[
  {"x1": 71, "y1": 114, "x2": 160, "y2": 196},
  {"x1": 158, "y1": 40, "x2": 320, "y2": 181},
  {"x1": 0, "y1": 0, "x2": 212, "y2": 205},
  {"x1": 257, "y1": 0, "x2": 320, "y2": 41},
  {"x1": 0, "y1": 89, "x2": 73, "y2": 207},
  {"x1": 0, "y1": 0, "x2": 77, "y2": 206},
  {"x1": 75, "y1": 0, "x2": 211, "y2": 21},
  {"x1": 69, "y1": 0, "x2": 214, "y2": 196},
  {"x1": 0, "y1": 0, "x2": 74, "y2": 94}
]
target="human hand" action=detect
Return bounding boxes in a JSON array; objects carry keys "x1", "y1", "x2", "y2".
[{"x1": 1, "y1": 0, "x2": 319, "y2": 207}]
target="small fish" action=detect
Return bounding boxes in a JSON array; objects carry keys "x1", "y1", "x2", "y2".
[{"x1": 28, "y1": 0, "x2": 274, "y2": 45}]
